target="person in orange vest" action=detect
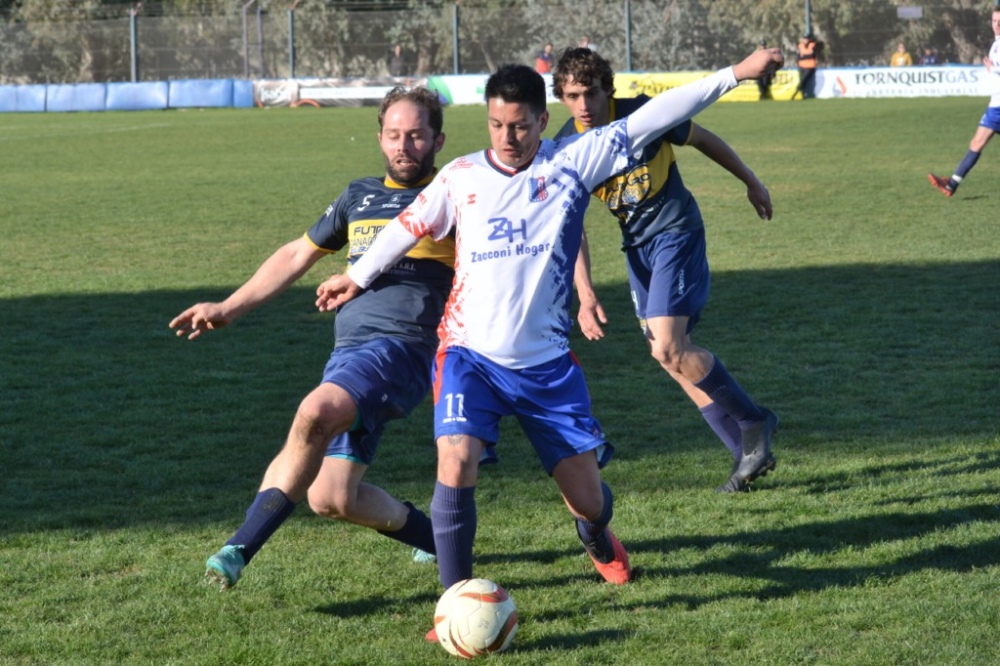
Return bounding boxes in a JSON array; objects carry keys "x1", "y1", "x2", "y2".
[{"x1": 795, "y1": 32, "x2": 823, "y2": 99}]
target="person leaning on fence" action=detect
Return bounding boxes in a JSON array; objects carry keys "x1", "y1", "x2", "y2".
[
  {"x1": 919, "y1": 47, "x2": 939, "y2": 66},
  {"x1": 794, "y1": 32, "x2": 822, "y2": 99},
  {"x1": 535, "y1": 43, "x2": 554, "y2": 74},
  {"x1": 890, "y1": 42, "x2": 913, "y2": 67},
  {"x1": 389, "y1": 44, "x2": 407, "y2": 77}
]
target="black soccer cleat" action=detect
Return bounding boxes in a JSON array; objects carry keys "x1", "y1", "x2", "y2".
[{"x1": 716, "y1": 409, "x2": 779, "y2": 493}]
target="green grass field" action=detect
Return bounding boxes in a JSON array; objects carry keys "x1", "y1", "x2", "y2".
[{"x1": 1, "y1": 95, "x2": 998, "y2": 665}]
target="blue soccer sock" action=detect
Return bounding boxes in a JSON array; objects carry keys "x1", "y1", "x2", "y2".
[
  {"x1": 377, "y1": 501, "x2": 436, "y2": 554},
  {"x1": 693, "y1": 356, "x2": 764, "y2": 430},
  {"x1": 575, "y1": 482, "x2": 614, "y2": 544},
  {"x1": 225, "y1": 487, "x2": 296, "y2": 564},
  {"x1": 431, "y1": 482, "x2": 477, "y2": 589},
  {"x1": 699, "y1": 402, "x2": 743, "y2": 461},
  {"x1": 951, "y1": 149, "x2": 981, "y2": 189}
]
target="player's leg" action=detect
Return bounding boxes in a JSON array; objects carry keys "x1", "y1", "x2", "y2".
[
  {"x1": 430, "y1": 347, "x2": 505, "y2": 591},
  {"x1": 307, "y1": 455, "x2": 435, "y2": 555},
  {"x1": 206, "y1": 381, "x2": 355, "y2": 588},
  {"x1": 516, "y1": 353, "x2": 630, "y2": 584},
  {"x1": 306, "y1": 337, "x2": 439, "y2": 557},
  {"x1": 629, "y1": 231, "x2": 744, "y2": 466},
  {"x1": 644, "y1": 315, "x2": 743, "y2": 464},
  {"x1": 552, "y1": 453, "x2": 630, "y2": 585},
  {"x1": 930, "y1": 111, "x2": 998, "y2": 196}
]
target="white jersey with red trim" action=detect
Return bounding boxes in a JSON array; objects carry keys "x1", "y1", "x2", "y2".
[
  {"x1": 347, "y1": 67, "x2": 739, "y2": 369},
  {"x1": 409, "y1": 139, "x2": 629, "y2": 368}
]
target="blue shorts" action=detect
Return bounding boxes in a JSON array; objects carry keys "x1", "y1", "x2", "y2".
[
  {"x1": 979, "y1": 106, "x2": 1000, "y2": 133},
  {"x1": 322, "y1": 337, "x2": 432, "y2": 466},
  {"x1": 625, "y1": 227, "x2": 710, "y2": 335},
  {"x1": 432, "y1": 346, "x2": 612, "y2": 475}
]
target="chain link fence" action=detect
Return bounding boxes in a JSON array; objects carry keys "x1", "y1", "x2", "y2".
[{"x1": 1, "y1": 1, "x2": 997, "y2": 85}]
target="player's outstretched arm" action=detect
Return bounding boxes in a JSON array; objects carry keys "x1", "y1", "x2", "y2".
[
  {"x1": 626, "y1": 48, "x2": 784, "y2": 155},
  {"x1": 169, "y1": 237, "x2": 325, "y2": 340},
  {"x1": 315, "y1": 274, "x2": 362, "y2": 312},
  {"x1": 688, "y1": 125, "x2": 772, "y2": 220}
]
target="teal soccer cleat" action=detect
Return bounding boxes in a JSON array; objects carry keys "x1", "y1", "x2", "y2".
[{"x1": 205, "y1": 545, "x2": 246, "y2": 589}]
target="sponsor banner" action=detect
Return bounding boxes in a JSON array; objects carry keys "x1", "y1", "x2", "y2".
[
  {"x1": 615, "y1": 69, "x2": 800, "y2": 102},
  {"x1": 254, "y1": 77, "x2": 426, "y2": 108},
  {"x1": 426, "y1": 74, "x2": 559, "y2": 106},
  {"x1": 251, "y1": 66, "x2": 989, "y2": 109},
  {"x1": 815, "y1": 66, "x2": 985, "y2": 98}
]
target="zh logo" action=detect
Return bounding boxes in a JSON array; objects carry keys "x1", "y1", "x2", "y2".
[
  {"x1": 529, "y1": 176, "x2": 548, "y2": 202},
  {"x1": 488, "y1": 217, "x2": 527, "y2": 243}
]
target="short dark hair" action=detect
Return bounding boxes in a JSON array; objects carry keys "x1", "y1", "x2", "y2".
[
  {"x1": 378, "y1": 86, "x2": 444, "y2": 136},
  {"x1": 552, "y1": 47, "x2": 615, "y2": 100},
  {"x1": 484, "y1": 64, "x2": 547, "y2": 117}
]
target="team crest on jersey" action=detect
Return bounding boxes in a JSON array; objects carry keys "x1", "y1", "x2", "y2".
[
  {"x1": 529, "y1": 176, "x2": 548, "y2": 202},
  {"x1": 600, "y1": 164, "x2": 651, "y2": 211}
]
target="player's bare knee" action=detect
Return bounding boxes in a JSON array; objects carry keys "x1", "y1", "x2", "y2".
[
  {"x1": 293, "y1": 399, "x2": 346, "y2": 447},
  {"x1": 306, "y1": 488, "x2": 353, "y2": 520},
  {"x1": 649, "y1": 343, "x2": 683, "y2": 374}
]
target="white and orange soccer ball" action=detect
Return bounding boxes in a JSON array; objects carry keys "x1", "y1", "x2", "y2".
[{"x1": 432, "y1": 578, "x2": 519, "y2": 659}]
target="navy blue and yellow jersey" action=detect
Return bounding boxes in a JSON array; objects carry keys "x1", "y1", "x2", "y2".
[
  {"x1": 554, "y1": 95, "x2": 704, "y2": 248},
  {"x1": 305, "y1": 174, "x2": 455, "y2": 353}
]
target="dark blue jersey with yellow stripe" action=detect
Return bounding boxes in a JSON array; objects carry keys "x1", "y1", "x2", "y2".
[
  {"x1": 554, "y1": 95, "x2": 704, "y2": 248},
  {"x1": 305, "y1": 174, "x2": 455, "y2": 353}
]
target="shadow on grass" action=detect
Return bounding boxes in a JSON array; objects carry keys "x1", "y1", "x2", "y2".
[
  {"x1": 627, "y1": 502, "x2": 1000, "y2": 609},
  {"x1": 0, "y1": 260, "x2": 997, "y2": 538}
]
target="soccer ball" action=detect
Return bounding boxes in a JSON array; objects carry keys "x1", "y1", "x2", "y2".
[{"x1": 433, "y1": 578, "x2": 519, "y2": 659}]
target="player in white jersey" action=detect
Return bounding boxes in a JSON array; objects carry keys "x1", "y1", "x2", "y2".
[
  {"x1": 929, "y1": 7, "x2": 1000, "y2": 197},
  {"x1": 316, "y1": 48, "x2": 783, "y2": 638}
]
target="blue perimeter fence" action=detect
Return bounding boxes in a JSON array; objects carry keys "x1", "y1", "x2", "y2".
[{"x1": 0, "y1": 79, "x2": 254, "y2": 112}]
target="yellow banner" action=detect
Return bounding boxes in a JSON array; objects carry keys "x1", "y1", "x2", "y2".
[{"x1": 614, "y1": 69, "x2": 800, "y2": 102}]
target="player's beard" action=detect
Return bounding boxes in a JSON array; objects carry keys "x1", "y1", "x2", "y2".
[{"x1": 384, "y1": 150, "x2": 435, "y2": 187}]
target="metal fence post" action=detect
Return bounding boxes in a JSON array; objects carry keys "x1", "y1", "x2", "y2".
[
  {"x1": 624, "y1": 0, "x2": 632, "y2": 72},
  {"x1": 452, "y1": 2, "x2": 460, "y2": 74},
  {"x1": 242, "y1": 0, "x2": 257, "y2": 78},
  {"x1": 129, "y1": 3, "x2": 141, "y2": 82},
  {"x1": 288, "y1": 1, "x2": 300, "y2": 79}
]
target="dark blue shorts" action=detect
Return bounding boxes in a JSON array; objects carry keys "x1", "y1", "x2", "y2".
[
  {"x1": 322, "y1": 337, "x2": 432, "y2": 466},
  {"x1": 979, "y1": 106, "x2": 1000, "y2": 132},
  {"x1": 432, "y1": 346, "x2": 612, "y2": 475},
  {"x1": 625, "y1": 227, "x2": 710, "y2": 335}
]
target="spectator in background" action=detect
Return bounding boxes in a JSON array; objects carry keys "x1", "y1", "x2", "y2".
[
  {"x1": 891, "y1": 42, "x2": 913, "y2": 67},
  {"x1": 535, "y1": 43, "x2": 555, "y2": 74},
  {"x1": 919, "y1": 47, "x2": 939, "y2": 65},
  {"x1": 578, "y1": 35, "x2": 597, "y2": 52},
  {"x1": 757, "y1": 39, "x2": 774, "y2": 99},
  {"x1": 389, "y1": 44, "x2": 407, "y2": 77},
  {"x1": 794, "y1": 32, "x2": 822, "y2": 99}
]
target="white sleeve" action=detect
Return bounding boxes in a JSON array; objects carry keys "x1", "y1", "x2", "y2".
[
  {"x1": 626, "y1": 66, "x2": 738, "y2": 153},
  {"x1": 345, "y1": 219, "x2": 420, "y2": 289}
]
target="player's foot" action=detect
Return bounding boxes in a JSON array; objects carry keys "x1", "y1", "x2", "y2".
[
  {"x1": 205, "y1": 545, "x2": 245, "y2": 589},
  {"x1": 425, "y1": 627, "x2": 438, "y2": 643},
  {"x1": 717, "y1": 409, "x2": 778, "y2": 493},
  {"x1": 581, "y1": 528, "x2": 631, "y2": 584},
  {"x1": 412, "y1": 548, "x2": 437, "y2": 564},
  {"x1": 927, "y1": 173, "x2": 954, "y2": 197}
]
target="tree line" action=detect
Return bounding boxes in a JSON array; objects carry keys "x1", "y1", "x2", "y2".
[{"x1": 1, "y1": 0, "x2": 996, "y2": 84}]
